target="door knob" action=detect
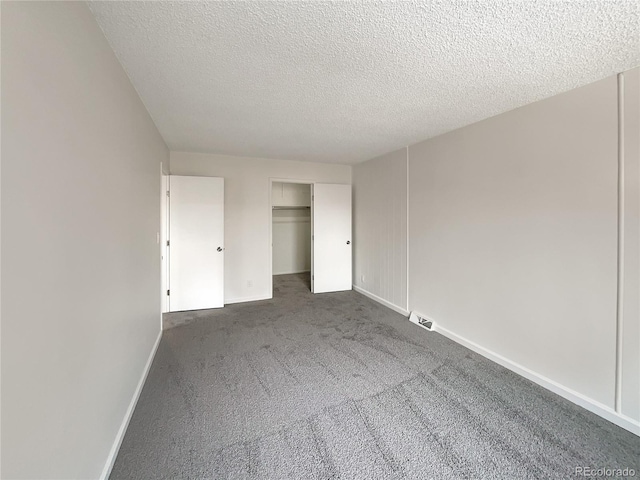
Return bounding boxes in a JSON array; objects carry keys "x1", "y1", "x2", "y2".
[
  {"x1": 346, "y1": 241, "x2": 351, "y2": 245},
  {"x1": 217, "y1": 247, "x2": 223, "y2": 252}
]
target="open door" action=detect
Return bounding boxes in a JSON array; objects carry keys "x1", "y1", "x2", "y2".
[
  {"x1": 161, "y1": 170, "x2": 169, "y2": 313},
  {"x1": 169, "y1": 175, "x2": 224, "y2": 311},
  {"x1": 312, "y1": 183, "x2": 352, "y2": 293}
]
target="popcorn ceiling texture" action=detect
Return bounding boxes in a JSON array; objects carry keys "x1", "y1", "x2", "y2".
[{"x1": 89, "y1": 1, "x2": 640, "y2": 164}]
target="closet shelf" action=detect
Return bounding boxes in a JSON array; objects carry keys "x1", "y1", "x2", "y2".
[{"x1": 272, "y1": 206, "x2": 311, "y2": 210}]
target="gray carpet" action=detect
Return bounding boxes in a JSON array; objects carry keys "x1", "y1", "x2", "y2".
[{"x1": 111, "y1": 273, "x2": 639, "y2": 479}]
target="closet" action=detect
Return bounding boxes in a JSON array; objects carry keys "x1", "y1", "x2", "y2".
[{"x1": 272, "y1": 182, "x2": 311, "y2": 281}]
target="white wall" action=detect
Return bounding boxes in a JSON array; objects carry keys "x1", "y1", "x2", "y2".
[
  {"x1": 1, "y1": 3, "x2": 168, "y2": 478},
  {"x1": 410, "y1": 74, "x2": 619, "y2": 407},
  {"x1": 272, "y1": 182, "x2": 311, "y2": 275},
  {"x1": 352, "y1": 69, "x2": 640, "y2": 430},
  {"x1": 621, "y1": 67, "x2": 640, "y2": 421},
  {"x1": 169, "y1": 152, "x2": 351, "y2": 303},
  {"x1": 353, "y1": 148, "x2": 408, "y2": 312},
  {"x1": 273, "y1": 212, "x2": 311, "y2": 275},
  {"x1": 272, "y1": 182, "x2": 311, "y2": 207}
]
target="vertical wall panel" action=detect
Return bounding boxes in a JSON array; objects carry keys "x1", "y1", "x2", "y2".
[
  {"x1": 621, "y1": 67, "x2": 640, "y2": 422},
  {"x1": 408, "y1": 76, "x2": 619, "y2": 408},
  {"x1": 353, "y1": 148, "x2": 407, "y2": 311}
]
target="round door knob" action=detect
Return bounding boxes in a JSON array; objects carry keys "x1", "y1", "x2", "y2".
[
  {"x1": 217, "y1": 247, "x2": 223, "y2": 252},
  {"x1": 346, "y1": 241, "x2": 351, "y2": 245}
]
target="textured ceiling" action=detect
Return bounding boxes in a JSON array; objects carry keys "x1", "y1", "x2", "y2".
[{"x1": 88, "y1": 1, "x2": 640, "y2": 165}]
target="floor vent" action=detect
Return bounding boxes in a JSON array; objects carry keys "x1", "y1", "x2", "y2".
[{"x1": 409, "y1": 311, "x2": 435, "y2": 331}]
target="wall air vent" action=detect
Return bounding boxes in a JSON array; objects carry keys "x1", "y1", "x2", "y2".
[{"x1": 409, "y1": 311, "x2": 435, "y2": 331}]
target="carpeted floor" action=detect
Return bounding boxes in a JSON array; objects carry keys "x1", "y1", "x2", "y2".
[{"x1": 110, "y1": 273, "x2": 639, "y2": 479}]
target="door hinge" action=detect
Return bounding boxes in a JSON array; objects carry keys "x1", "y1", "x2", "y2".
[
  {"x1": 312, "y1": 235, "x2": 314, "y2": 240},
  {"x1": 167, "y1": 289, "x2": 170, "y2": 296},
  {"x1": 166, "y1": 191, "x2": 170, "y2": 197},
  {"x1": 166, "y1": 240, "x2": 170, "y2": 246},
  {"x1": 312, "y1": 275, "x2": 314, "y2": 280}
]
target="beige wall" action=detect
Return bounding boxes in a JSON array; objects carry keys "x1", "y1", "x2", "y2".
[
  {"x1": 353, "y1": 69, "x2": 639, "y2": 429},
  {"x1": 169, "y1": 152, "x2": 351, "y2": 303},
  {"x1": 1, "y1": 2, "x2": 169, "y2": 478},
  {"x1": 353, "y1": 148, "x2": 408, "y2": 312}
]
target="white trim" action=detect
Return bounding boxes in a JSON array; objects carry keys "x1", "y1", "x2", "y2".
[
  {"x1": 615, "y1": 72, "x2": 625, "y2": 412},
  {"x1": 225, "y1": 294, "x2": 271, "y2": 305},
  {"x1": 353, "y1": 285, "x2": 410, "y2": 316},
  {"x1": 433, "y1": 322, "x2": 640, "y2": 436},
  {"x1": 100, "y1": 329, "x2": 163, "y2": 480},
  {"x1": 406, "y1": 145, "x2": 410, "y2": 312}
]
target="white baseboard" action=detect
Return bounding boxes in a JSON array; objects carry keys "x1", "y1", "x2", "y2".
[
  {"x1": 353, "y1": 285, "x2": 410, "y2": 317},
  {"x1": 225, "y1": 294, "x2": 271, "y2": 305},
  {"x1": 100, "y1": 329, "x2": 163, "y2": 480},
  {"x1": 434, "y1": 323, "x2": 640, "y2": 436}
]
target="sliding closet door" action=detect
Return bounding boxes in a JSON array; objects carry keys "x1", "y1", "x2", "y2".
[
  {"x1": 313, "y1": 183, "x2": 352, "y2": 293},
  {"x1": 169, "y1": 175, "x2": 224, "y2": 311}
]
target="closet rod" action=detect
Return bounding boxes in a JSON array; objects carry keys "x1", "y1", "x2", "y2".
[{"x1": 272, "y1": 206, "x2": 311, "y2": 210}]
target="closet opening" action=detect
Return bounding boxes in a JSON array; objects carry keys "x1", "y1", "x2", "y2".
[{"x1": 270, "y1": 180, "x2": 312, "y2": 295}]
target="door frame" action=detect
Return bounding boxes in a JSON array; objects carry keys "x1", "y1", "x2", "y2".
[{"x1": 269, "y1": 178, "x2": 315, "y2": 296}]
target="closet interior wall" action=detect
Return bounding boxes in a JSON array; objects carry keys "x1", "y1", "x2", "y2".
[{"x1": 272, "y1": 182, "x2": 312, "y2": 276}]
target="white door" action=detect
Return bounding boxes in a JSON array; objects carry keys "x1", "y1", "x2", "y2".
[
  {"x1": 169, "y1": 176, "x2": 224, "y2": 311},
  {"x1": 161, "y1": 172, "x2": 169, "y2": 313},
  {"x1": 313, "y1": 183, "x2": 352, "y2": 293}
]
